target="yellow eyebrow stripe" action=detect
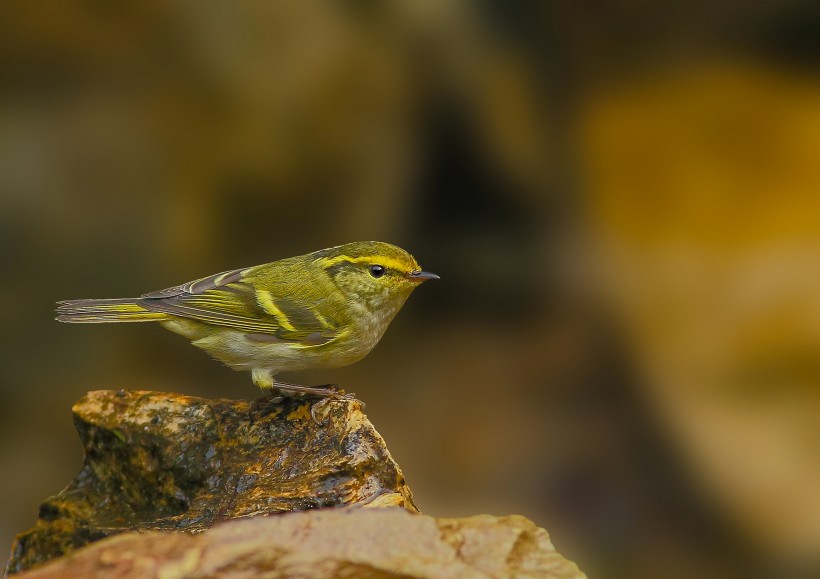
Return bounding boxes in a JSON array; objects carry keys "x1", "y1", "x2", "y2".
[
  {"x1": 315, "y1": 255, "x2": 412, "y2": 272},
  {"x1": 256, "y1": 290, "x2": 297, "y2": 331}
]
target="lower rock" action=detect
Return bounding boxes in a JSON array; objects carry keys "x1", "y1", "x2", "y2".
[{"x1": 12, "y1": 508, "x2": 586, "y2": 579}]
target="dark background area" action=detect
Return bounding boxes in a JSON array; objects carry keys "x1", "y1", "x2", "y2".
[{"x1": 1, "y1": 2, "x2": 819, "y2": 577}]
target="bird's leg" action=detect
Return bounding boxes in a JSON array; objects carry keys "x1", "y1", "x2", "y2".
[
  {"x1": 272, "y1": 380, "x2": 356, "y2": 400},
  {"x1": 249, "y1": 369, "x2": 354, "y2": 425},
  {"x1": 248, "y1": 368, "x2": 351, "y2": 400}
]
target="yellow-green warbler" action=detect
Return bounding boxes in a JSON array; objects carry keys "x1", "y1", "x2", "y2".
[{"x1": 57, "y1": 241, "x2": 438, "y2": 398}]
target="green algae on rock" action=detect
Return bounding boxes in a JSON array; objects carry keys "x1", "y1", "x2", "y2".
[
  {"x1": 11, "y1": 508, "x2": 586, "y2": 579},
  {"x1": 6, "y1": 390, "x2": 416, "y2": 575}
]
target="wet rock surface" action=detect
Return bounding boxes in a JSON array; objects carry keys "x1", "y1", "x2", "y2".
[
  {"x1": 6, "y1": 390, "x2": 416, "y2": 575},
  {"x1": 12, "y1": 508, "x2": 586, "y2": 579}
]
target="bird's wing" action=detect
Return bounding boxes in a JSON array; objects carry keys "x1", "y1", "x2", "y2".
[
  {"x1": 141, "y1": 267, "x2": 248, "y2": 299},
  {"x1": 139, "y1": 266, "x2": 342, "y2": 344}
]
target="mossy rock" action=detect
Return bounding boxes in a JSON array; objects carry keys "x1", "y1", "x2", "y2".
[{"x1": 6, "y1": 390, "x2": 415, "y2": 574}]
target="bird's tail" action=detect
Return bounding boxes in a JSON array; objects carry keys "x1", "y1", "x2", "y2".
[{"x1": 56, "y1": 298, "x2": 168, "y2": 323}]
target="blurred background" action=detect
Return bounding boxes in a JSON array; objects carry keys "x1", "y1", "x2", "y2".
[{"x1": 1, "y1": 1, "x2": 819, "y2": 577}]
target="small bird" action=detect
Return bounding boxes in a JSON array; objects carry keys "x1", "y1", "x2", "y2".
[{"x1": 57, "y1": 241, "x2": 438, "y2": 398}]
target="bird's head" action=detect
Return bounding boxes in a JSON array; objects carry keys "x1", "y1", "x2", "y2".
[{"x1": 313, "y1": 241, "x2": 438, "y2": 312}]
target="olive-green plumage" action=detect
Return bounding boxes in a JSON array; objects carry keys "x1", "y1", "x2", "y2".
[{"x1": 57, "y1": 241, "x2": 438, "y2": 394}]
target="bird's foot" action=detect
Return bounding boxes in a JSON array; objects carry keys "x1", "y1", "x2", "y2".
[
  {"x1": 247, "y1": 382, "x2": 356, "y2": 426},
  {"x1": 273, "y1": 382, "x2": 357, "y2": 425}
]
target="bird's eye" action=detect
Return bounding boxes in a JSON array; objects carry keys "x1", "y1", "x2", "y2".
[{"x1": 369, "y1": 265, "x2": 386, "y2": 278}]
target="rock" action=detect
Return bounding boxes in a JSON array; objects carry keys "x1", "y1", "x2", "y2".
[
  {"x1": 10, "y1": 508, "x2": 586, "y2": 579},
  {"x1": 6, "y1": 390, "x2": 416, "y2": 575}
]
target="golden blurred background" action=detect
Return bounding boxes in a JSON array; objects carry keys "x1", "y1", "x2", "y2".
[{"x1": 1, "y1": 1, "x2": 819, "y2": 577}]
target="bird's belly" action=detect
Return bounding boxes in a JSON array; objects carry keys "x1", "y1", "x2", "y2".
[
  {"x1": 186, "y1": 328, "x2": 373, "y2": 374},
  {"x1": 160, "y1": 310, "x2": 391, "y2": 375}
]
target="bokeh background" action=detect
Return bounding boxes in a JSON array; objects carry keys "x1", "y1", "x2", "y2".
[{"x1": 1, "y1": 1, "x2": 819, "y2": 577}]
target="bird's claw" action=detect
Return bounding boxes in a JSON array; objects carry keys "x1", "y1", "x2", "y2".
[
  {"x1": 309, "y1": 401, "x2": 328, "y2": 426},
  {"x1": 317, "y1": 383, "x2": 356, "y2": 400},
  {"x1": 307, "y1": 387, "x2": 358, "y2": 425}
]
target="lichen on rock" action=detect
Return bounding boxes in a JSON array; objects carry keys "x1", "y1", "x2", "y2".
[{"x1": 6, "y1": 390, "x2": 416, "y2": 574}]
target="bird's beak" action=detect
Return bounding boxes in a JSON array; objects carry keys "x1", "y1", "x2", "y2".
[{"x1": 408, "y1": 270, "x2": 440, "y2": 282}]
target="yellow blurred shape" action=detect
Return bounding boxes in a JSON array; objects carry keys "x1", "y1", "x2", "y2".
[
  {"x1": 579, "y1": 60, "x2": 820, "y2": 561},
  {"x1": 583, "y1": 61, "x2": 820, "y2": 245}
]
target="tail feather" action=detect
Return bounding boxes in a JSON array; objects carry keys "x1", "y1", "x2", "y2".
[{"x1": 56, "y1": 298, "x2": 168, "y2": 323}]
